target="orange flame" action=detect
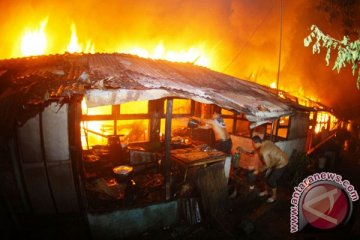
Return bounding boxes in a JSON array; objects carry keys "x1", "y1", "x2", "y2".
[
  {"x1": 67, "y1": 22, "x2": 95, "y2": 53},
  {"x1": 18, "y1": 18, "x2": 210, "y2": 67},
  {"x1": 21, "y1": 18, "x2": 48, "y2": 56},
  {"x1": 314, "y1": 111, "x2": 338, "y2": 134},
  {"x1": 67, "y1": 23, "x2": 82, "y2": 53},
  {"x1": 121, "y1": 42, "x2": 210, "y2": 67}
]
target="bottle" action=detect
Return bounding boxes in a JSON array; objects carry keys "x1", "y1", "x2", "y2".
[{"x1": 232, "y1": 149, "x2": 240, "y2": 170}]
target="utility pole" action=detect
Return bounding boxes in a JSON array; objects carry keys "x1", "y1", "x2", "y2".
[{"x1": 276, "y1": 0, "x2": 283, "y2": 94}]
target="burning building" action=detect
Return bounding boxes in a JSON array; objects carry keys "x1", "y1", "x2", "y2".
[
  {"x1": 0, "y1": 52, "x2": 317, "y2": 238},
  {"x1": 0, "y1": 0, "x2": 358, "y2": 238}
]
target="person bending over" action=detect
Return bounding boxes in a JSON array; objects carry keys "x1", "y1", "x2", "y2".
[{"x1": 251, "y1": 136, "x2": 288, "y2": 203}]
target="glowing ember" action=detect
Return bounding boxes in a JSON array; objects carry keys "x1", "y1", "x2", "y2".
[{"x1": 21, "y1": 18, "x2": 48, "y2": 56}]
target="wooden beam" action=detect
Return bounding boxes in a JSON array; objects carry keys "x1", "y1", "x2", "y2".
[{"x1": 164, "y1": 98, "x2": 173, "y2": 200}]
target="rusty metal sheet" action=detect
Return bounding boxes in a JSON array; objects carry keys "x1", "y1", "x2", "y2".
[{"x1": 0, "y1": 53, "x2": 302, "y2": 131}]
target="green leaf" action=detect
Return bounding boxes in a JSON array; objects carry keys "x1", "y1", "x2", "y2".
[
  {"x1": 305, "y1": 25, "x2": 360, "y2": 89},
  {"x1": 352, "y1": 64, "x2": 357, "y2": 76},
  {"x1": 322, "y1": 38, "x2": 327, "y2": 47},
  {"x1": 352, "y1": 50, "x2": 358, "y2": 61},
  {"x1": 326, "y1": 39, "x2": 333, "y2": 48},
  {"x1": 325, "y1": 48, "x2": 331, "y2": 66},
  {"x1": 312, "y1": 43, "x2": 317, "y2": 54}
]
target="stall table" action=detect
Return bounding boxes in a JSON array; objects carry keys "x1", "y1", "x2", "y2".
[{"x1": 170, "y1": 147, "x2": 226, "y2": 182}]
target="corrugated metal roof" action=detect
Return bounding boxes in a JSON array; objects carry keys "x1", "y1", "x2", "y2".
[{"x1": 0, "y1": 53, "x2": 306, "y2": 136}]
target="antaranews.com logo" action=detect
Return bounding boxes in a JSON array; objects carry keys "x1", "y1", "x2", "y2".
[{"x1": 290, "y1": 172, "x2": 359, "y2": 233}]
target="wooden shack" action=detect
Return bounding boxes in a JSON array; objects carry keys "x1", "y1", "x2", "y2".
[{"x1": 0, "y1": 53, "x2": 311, "y2": 238}]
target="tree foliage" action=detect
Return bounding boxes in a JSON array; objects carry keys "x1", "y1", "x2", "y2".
[{"x1": 304, "y1": 25, "x2": 360, "y2": 89}]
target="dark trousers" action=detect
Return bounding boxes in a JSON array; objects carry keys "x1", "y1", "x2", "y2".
[
  {"x1": 214, "y1": 139, "x2": 232, "y2": 154},
  {"x1": 266, "y1": 166, "x2": 287, "y2": 188}
]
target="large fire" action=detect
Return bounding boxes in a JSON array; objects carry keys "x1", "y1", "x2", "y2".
[
  {"x1": 16, "y1": 16, "x2": 339, "y2": 141},
  {"x1": 18, "y1": 19, "x2": 210, "y2": 67},
  {"x1": 14, "y1": 17, "x2": 327, "y2": 110},
  {"x1": 267, "y1": 83, "x2": 338, "y2": 135}
]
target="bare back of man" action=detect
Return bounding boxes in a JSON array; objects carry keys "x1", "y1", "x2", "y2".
[
  {"x1": 205, "y1": 118, "x2": 230, "y2": 141},
  {"x1": 192, "y1": 112, "x2": 232, "y2": 154}
]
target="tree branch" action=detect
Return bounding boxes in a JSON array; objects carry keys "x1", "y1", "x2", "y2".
[{"x1": 304, "y1": 25, "x2": 360, "y2": 89}]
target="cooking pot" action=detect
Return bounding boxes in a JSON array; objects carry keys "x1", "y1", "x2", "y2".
[{"x1": 113, "y1": 165, "x2": 133, "y2": 183}]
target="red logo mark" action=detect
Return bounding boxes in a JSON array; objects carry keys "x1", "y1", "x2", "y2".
[{"x1": 302, "y1": 183, "x2": 349, "y2": 229}]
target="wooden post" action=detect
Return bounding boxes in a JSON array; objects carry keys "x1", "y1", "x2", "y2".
[
  {"x1": 68, "y1": 95, "x2": 85, "y2": 212},
  {"x1": 149, "y1": 99, "x2": 163, "y2": 144},
  {"x1": 270, "y1": 120, "x2": 275, "y2": 141},
  {"x1": 164, "y1": 98, "x2": 173, "y2": 200}
]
